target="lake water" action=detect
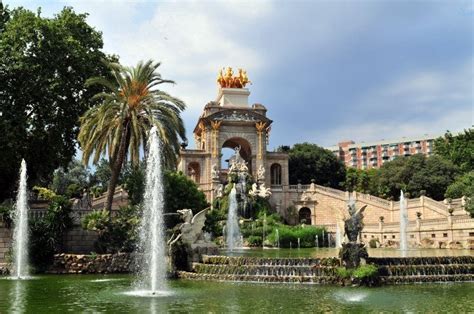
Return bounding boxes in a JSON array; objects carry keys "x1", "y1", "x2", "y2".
[{"x1": 1, "y1": 275, "x2": 473, "y2": 312}]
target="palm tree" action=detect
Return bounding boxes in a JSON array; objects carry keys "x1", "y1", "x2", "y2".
[{"x1": 78, "y1": 60, "x2": 186, "y2": 213}]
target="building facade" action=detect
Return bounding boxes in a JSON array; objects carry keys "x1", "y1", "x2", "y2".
[
  {"x1": 326, "y1": 136, "x2": 437, "y2": 169},
  {"x1": 176, "y1": 72, "x2": 473, "y2": 249}
]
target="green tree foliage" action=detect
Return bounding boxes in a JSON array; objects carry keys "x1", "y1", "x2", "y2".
[
  {"x1": 78, "y1": 60, "x2": 186, "y2": 212},
  {"x1": 81, "y1": 206, "x2": 139, "y2": 253},
  {"x1": 51, "y1": 160, "x2": 91, "y2": 197},
  {"x1": 287, "y1": 143, "x2": 346, "y2": 187},
  {"x1": 0, "y1": 6, "x2": 111, "y2": 201},
  {"x1": 445, "y1": 171, "x2": 474, "y2": 217},
  {"x1": 344, "y1": 168, "x2": 380, "y2": 195},
  {"x1": 445, "y1": 171, "x2": 474, "y2": 199},
  {"x1": 29, "y1": 195, "x2": 73, "y2": 271},
  {"x1": 434, "y1": 129, "x2": 473, "y2": 173},
  {"x1": 163, "y1": 171, "x2": 208, "y2": 227},
  {"x1": 378, "y1": 154, "x2": 458, "y2": 200}
]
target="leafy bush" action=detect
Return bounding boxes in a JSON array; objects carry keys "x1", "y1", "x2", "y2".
[
  {"x1": 247, "y1": 235, "x2": 262, "y2": 247},
  {"x1": 352, "y1": 264, "x2": 379, "y2": 280},
  {"x1": 29, "y1": 195, "x2": 73, "y2": 271},
  {"x1": 82, "y1": 210, "x2": 109, "y2": 232},
  {"x1": 267, "y1": 225, "x2": 324, "y2": 248},
  {"x1": 33, "y1": 186, "x2": 57, "y2": 201},
  {"x1": 0, "y1": 204, "x2": 13, "y2": 228},
  {"x1": 336, "y1": 267, "x2": 352, "y2": 279},
  {"x1": 82, "y1": 205, "x2": 140, "y2": 253}
]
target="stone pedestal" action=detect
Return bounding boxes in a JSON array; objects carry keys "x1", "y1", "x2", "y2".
[{"x1": 217, "y1": 88, "x2": 250, "y2": 107}]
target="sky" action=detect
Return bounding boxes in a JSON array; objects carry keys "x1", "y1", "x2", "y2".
[{"x1": 7, "y1": 0, "x2": 474, "y2": 149}]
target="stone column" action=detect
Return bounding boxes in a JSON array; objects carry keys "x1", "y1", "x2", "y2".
[
  {"x1": 255, "y1": 121, "x2": 266, "y2": 174},
  {"x1": 416, "y1": 215, "x2": 421, "y2": 245}
]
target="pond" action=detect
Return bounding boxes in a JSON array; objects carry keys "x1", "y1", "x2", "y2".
[{"x1": 0, "y1": 275, "x2": 473, "y2": 312}]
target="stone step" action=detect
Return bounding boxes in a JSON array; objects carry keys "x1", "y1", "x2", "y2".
[
  {"x1": 178, "y1": 271, "x2": 339, "y2": 284},
  {"x1": 379, "y1": 264, "x2": 474, "y2": 276},
  {"x1": 366, "y1": 256, "x2": 474, "y2": 266},
  {"x1": 202, "y1": 255, "x2": 340, "y2": 267},
  {"x1": 193, "y1": 263, "x2": 339, "y2": 277},
  {"x1": 382, "y1": 274, "x2": 474, "y2": 284}
]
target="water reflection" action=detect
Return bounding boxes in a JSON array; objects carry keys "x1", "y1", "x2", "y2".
[{"x1": 11, "y1": 280, "x2": 27, "y2": 314}]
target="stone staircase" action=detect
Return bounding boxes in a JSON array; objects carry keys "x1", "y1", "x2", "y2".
[
  {"x1": 178, "y1": 255, "x2": 341, "y2": 284},
  {"x1": 178, "y1": 255, "x2": 474, "y2": 284}
]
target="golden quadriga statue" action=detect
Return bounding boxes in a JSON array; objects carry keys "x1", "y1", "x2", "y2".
[{"x1": 217, "y1": 67, "x2": 251, "y2": 88}]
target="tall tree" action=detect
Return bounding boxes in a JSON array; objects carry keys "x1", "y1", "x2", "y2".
[
  {"x1": 0, "y1": 6, "x2": 111, "y2": 200},
  {"x1": 434, "y1": 128, "x2": 473, "y2": 173},
  {"x1": 78, "y1": 60, "x2": 186, "y2": 212},
  {"x1": 287, "y1": 143, "x2": 346, "y2": 188},
  {"x1": 378, "y1": 154, "x2": 458, "y2": 200}
]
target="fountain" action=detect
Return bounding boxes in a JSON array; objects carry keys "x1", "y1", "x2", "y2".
[
  {"x1": 315, "y1": 235, "x2": 319, "y2": 248},
  {"x1": 12, "y1": 159, "x2": 29, "y2": 279},
  {"x1": 335, "y1": 224, "x2": 342, "y2": 249},
  {"x1": 226, "y1": 185, "x2": 242, "y2": 251},
  {"x1": 399, "y1": 191, "x2": 408, "y2": 257},
  {"x1": 134, "y1": 127, "x2": 167, "y2": 295},
  {"x1": 275, "y1": 229, "x2": 280, "y2": 248}
]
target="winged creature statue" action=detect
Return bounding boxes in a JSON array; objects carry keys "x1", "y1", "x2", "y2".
[
  {"x1": 168, "y1": 209, "x2": 208, "y2": 246},
  {"x1": 343, "y1": 204, "x2": 368, "y2": 242}
]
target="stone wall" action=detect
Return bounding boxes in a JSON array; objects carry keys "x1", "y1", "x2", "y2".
[
  {"x1": 63, "y1": 226, "x2": 98, "y2": 254},
  {"x1": 48, "y1": 253, "x2": 133, "y2": 274},
  {"x1": 0, "y1": 223, "x2": 11, "y2": 263}
]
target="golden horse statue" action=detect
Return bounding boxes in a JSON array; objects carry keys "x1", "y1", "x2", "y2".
[{"x1": 217, "y1": 67, "x2": 251, "y2": 88}]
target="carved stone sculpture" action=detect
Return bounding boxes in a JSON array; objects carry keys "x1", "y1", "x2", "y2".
[
  {"x1": 339, "y1": 203, "x2": 369, "y2": 268},
  {"x1": 257, "y1": 165, "x2": 265, "y2": 181},
  {"x1": 211, "y1": 164, "x2": 220, "y2": 180},
  {"x1": 168, "y1": 209, "x2": 208, "y2": 246}
]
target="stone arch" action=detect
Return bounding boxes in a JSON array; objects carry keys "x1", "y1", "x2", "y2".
[
  {"x1": 299, "y1": 207, "x2": 312, "y2": 225},
  {"x1": 221, "y1": 137, "x2": 252, "y2": 172},
  {"x1": 270, "y1": 163, "x2": 282, "y2": 185},
  {"x1": 187, "y1": 162, "x2": 201, "y2": 184}
]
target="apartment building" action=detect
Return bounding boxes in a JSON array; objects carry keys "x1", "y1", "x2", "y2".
[{"x1": 326, "y1": 134, "x2": 437, "y2": 169}]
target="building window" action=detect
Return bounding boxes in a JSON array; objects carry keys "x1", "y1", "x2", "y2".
[
  {"x1": 443, "y1": 233, "x2": 448, "y2": 238},
  {"x1": 384, "y1": 235, "x2": 387, "y2": 239},
  {"x1": 270, "y1": 163, "x2": 282, "y2": 185},
  {"x1": 431, "y1": 234, "x2": 436, "y2": 238},
  {"x1": 410, "y1": 235, "x2": 414, "y2": 238},
  {"x1": 392, "y1": 235, "x2": 395, "y2": 239},
  {"x1": 364, "y1": 235, "x2": 367, "y2": 238},
  {"x1": 469, "y1": 232, "x2": 474, "y2": 237}
]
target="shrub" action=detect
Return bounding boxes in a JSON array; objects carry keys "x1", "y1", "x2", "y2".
[
  {"x1": 0, "y1": 204, "x2": 13, "y2": 228},
  {"x1": 29, "y1": 195, "x2": 73, "y2": 271},
  {"x1": 352, "y1": 264, "x2": 380, "y2": 286},
  {"x1": 82, "y1": 205, "x2": 140, "y2": 253},
  {"x1": 32, "y1": 186, "x2": 57, "y2": 201},
  {"x1": 336, "y1": 267, "x2": 352, "y2": 279},
  {"x1": 245, "y1": 236, "x2": 261, "y2": 247},
  {"x1": 82, "y1": 210, "x2": 109, "y2": 232},
  {"x1": 267, "y1": 225, "x2": 324, "y2": 248}
]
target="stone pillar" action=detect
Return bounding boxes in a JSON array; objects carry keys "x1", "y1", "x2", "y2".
[
  {"x1": 378, "y1": 220, "x2": 384, "y2": 244},
  {"x1": 416, "y1": 216, "x2": 421, "y2": 245},
  {"x1": 255, "y1": 121, "x2": 266, "y2": 173},
  {"x1": 447, "y1": 214, "x2": 453, "y2": 242}
]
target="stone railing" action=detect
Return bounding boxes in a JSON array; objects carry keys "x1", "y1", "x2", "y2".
[
  {"x1": 315, "y1": 185, "x2": 346, "y2": 198},
  {"x1": 355, "y1": 192, "x2": 391, "y2": 207},
  {"x1": 422, "y1": 197, "x2": 448, "y2": 216}
]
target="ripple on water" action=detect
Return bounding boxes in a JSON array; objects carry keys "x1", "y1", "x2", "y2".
[
  {"x1": 90, "y1": 278, "x2": 124, "y2": 283},
  {"x1": 334, "y1": 291, "x2": 368, "y2": 303},
  {"x1": 1, "y1": 276, "x2": 37, "y2": 280},
  {"x1": 123, "y1": 290, "x2": 175, "y2": 298}
]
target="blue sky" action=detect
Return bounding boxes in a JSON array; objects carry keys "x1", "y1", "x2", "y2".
[{"x1": 7, "y1": 0, "x2": 474, "y2": 149}]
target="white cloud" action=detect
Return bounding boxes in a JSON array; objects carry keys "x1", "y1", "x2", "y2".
[{"x1": 316, "y1": 60, "x2": 473, "y2": 146}]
